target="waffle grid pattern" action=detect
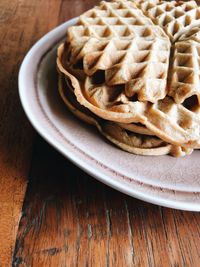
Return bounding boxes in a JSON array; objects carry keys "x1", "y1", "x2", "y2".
[
  {"x1": 169, "y1": 40, "x2": 200, "y2": 104},
  {"x1": 56, "y1": 0, "x2": 200, "y2": 156},
  {"x1": 67, "y1": 0, "x2": 170, "y2": 102},
  {"x1": 138, "y1": 0, "x2": 200, "y2": 42}
]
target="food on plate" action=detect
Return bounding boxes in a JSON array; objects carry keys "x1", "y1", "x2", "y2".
[{"x1": 56, "y1": 0, "x2": 200, "y2": 156}]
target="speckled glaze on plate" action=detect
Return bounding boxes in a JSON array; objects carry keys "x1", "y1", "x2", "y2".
[{"x1": 19, "y1": 18, "x2": 200, "y2": 211}]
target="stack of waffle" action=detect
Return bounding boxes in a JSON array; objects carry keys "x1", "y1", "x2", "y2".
[{"x1": 57, "y1": 0, "x2": 200, "y2": 157}]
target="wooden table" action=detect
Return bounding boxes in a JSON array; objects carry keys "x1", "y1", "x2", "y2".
[{"x1": 1, "y1": 1, "x2": 200, "y2": 266}]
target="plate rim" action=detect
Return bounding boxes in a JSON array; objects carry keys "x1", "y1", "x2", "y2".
[{"x1": 19, "y1": 18, "x2": 200, "y2": 211}]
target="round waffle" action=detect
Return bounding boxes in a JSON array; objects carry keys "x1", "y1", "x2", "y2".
[
  {"x1": 56, "y1": 0, "x2": 200, "y2": 156},
  {"x1": 58, "y1": 72, "x2": 192, "y2": 157},
  {"x1": 57, "y1": 43, "x2": 200, "y2": 148}
]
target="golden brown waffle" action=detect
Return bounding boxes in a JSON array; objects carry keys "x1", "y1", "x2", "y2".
[
  {"x1": 57, "y1": 43, "x2": 200, "y2": 149},
  {"x1": 56, "y1": 0, "x2": 200, "y2": 157},
  {"x1": 137, "y1": 0, "x2": 200, "y2": 42},
  {"x1": 58, "y1": 72, "x2": 191, "y2": 156},
  {"x1": 66, "y1": 0, "x2": 170, "y2": 103},
  {"x1": 65, "y1": 74, "x2": 155, "y2": 136},
  {"x1": 169, "y1": 39, "x2": 200, "y2": 105}
]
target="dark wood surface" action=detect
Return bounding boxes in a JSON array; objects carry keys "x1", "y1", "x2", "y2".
[
  {"x1": 0, "y1": 1, "x2": 200, "y2": 266},
  {"x1": 12, "y1": 138, "x2": 200, "y2": 267}
]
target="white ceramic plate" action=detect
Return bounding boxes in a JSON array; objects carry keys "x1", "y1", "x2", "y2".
[{"x1": 19, "y1": 18, "x2": 200, "y2": 211}]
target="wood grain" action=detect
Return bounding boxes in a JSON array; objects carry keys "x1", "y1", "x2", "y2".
[
  {"x1": 13, "y1": 138, "x2": 200, "y2": 267},
  {"x1": 1, "y1": 0, "x2": 200, "y2": 266},
  {"x1": 0, "y1": 1, "x2": 35, "y2": 266},
  {"x1": 0, "y1": 1, "x2": 100, "y2": 266}
]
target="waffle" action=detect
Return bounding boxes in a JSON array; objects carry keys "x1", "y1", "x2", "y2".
[
  {"x1": 137, "y1": 0, "x2": 200, "y2": 42},
  {"x1": 66, "y1": 0, "x2": 170, "y2": 103},
  {"x1": 169, "y1": 39, "x2": 200, "y2": 105},
  {"x1": 57, "y1": 43, "x2": 200, "y2": 148},
  {"x1": 179, "y1": 26, "x2": 200, "y2": 42},
  {"x1": 56, "y1": 0, "x2": 200, "y2": 157},
  {"x1": 65, "y1": 73, "x2": 155, "y2": 136},
  {"x1": 58, "y1": 72, "x2": 191, "y2": 156}
]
